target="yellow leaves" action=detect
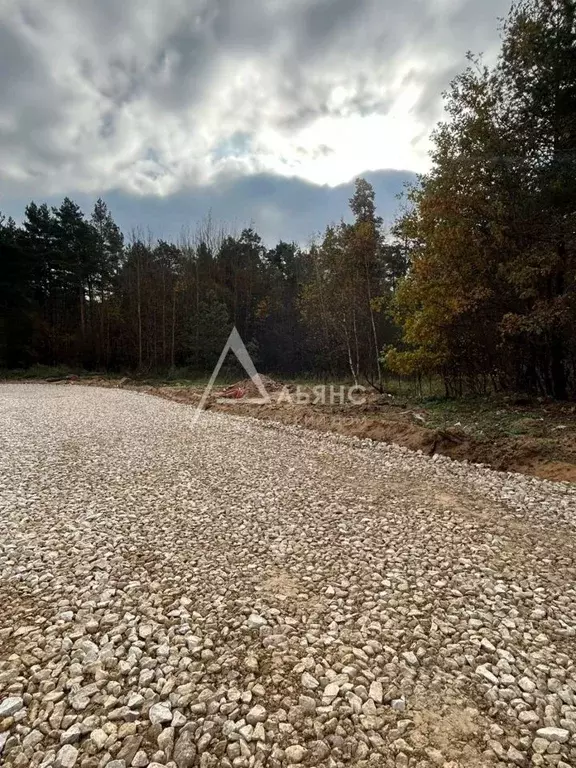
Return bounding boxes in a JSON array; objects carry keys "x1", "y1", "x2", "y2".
[
  {"x1": 369, "y1": 296, "x2": 386, "y2": 313},
  {"x1": 255, "y1": 297, "x2": 270, "y2": 320},
  {"x1": 384, "y1": 346, "x2": 447, "y2": 376}
]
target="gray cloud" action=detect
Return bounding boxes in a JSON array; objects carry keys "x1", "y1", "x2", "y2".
[{"x1": 0, "y1": 0, "x2": 510, "y2": 238}]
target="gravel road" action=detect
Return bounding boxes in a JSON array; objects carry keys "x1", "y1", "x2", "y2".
[{"x1": 1, "y1": 383, "x2": 575, "y2": 768}]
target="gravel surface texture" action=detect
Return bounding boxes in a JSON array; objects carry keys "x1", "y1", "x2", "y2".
[{"x1": 0, "y1": 383, "x2": 575, "y2": 768}]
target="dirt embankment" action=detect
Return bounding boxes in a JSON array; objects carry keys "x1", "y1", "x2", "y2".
[{"x1": 59, "y1": 375, "x2": 576, "y2": 483}]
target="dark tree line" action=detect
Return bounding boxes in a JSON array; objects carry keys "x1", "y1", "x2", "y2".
[{"x1": 0, "y1": 182, "x2": 407, "y2": 381}]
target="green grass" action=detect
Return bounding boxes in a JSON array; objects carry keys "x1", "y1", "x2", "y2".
[
  {"x1": 410, "y1": 394, "x2": 574, "y2": 439},
  {"x1": 0, "y1": 364, "x2": 85, "y2": 380},
  {"x1": 0, "y1": 364, "x2": 240, "y2": 388}
]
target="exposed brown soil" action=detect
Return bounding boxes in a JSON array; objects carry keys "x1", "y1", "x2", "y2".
[
  {"x1": 58, "y1": 376, "x2": 576, "y2": 483},
  {"x1": 220, "y1": 375, "x2": 286, "y2": 399}
]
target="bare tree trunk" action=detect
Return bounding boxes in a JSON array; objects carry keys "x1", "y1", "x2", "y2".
[
  {"x1": 343, "y1": 317, "x2": 358, "y2": 386},
  {"x1": 171, "y1": 288, "x2": 176, "y2": 369},
  {"x1": 312, "y1": 249, "x2": 332, "y2": 371},
  {"x1": 352, "y1": 310, "x2": 361, "y2": 383},
  {"x1": 362, "y1": 249, "x2": 382, "y2": 391},
  {"x1": 87, "y1": 280, "x2": 95, "y2": 366},
  {"x1": 79, "y1": 287, "x2": 85, "y2": 339},
  {"x1": 195, "y1": 259, "x2": 200, "y2": 368},
  {"x1": 99, "y1": 285, "x2": 105, "y2": 367},
  {"x1": 162, "y1": 270, "x2": 166, "y2": 367},
  {"x1": 136, "y1": 255, "x2": 143, "y2": 370}
]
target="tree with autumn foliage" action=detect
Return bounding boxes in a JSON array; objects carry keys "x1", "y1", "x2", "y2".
[
  {"x1": 387, "y1": 0, "x2": 576, "y2": 398},
  {"x1": 301, "y1": 178, "x2": 406, "y2": 387}
]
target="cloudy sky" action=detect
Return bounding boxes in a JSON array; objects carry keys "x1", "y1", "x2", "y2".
[{"x1": 0, "y1": 0, "x2": 509, "y2": 243}]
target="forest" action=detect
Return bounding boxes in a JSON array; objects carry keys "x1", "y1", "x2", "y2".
[
  {"x1": 0, "y1": 181, "x2": 406, "y2": 385},
  {"x1": 1, "y1": 0, "x2": 576, "y2": 400}
]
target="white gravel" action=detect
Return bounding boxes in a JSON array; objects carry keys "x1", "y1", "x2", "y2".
[{"x1": 0, "y1": 383, "x2": 575, "y2": 768}]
